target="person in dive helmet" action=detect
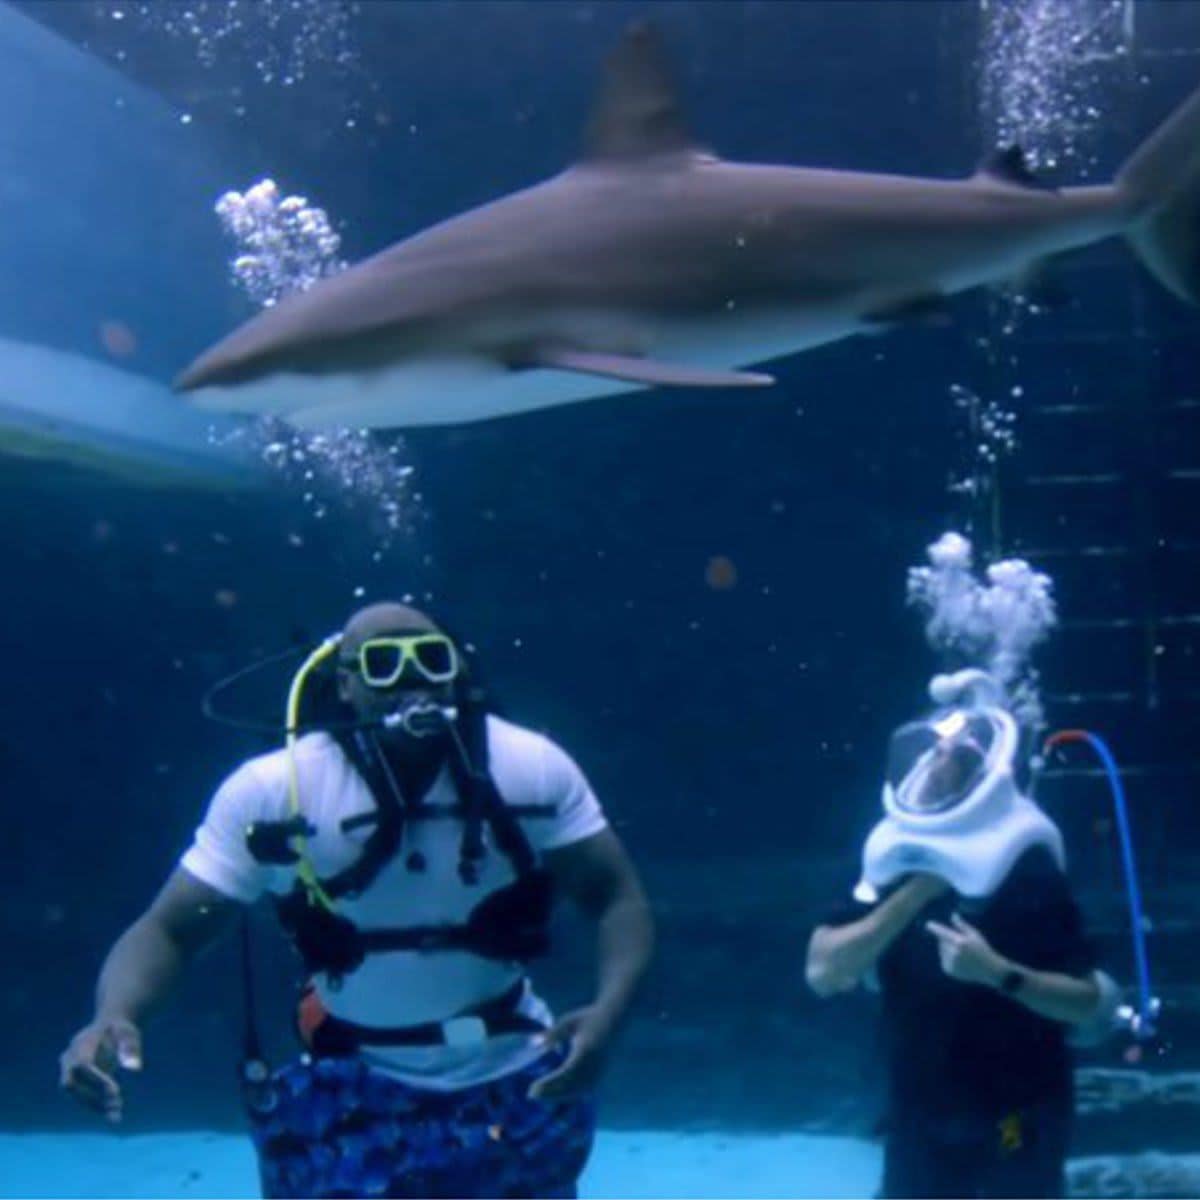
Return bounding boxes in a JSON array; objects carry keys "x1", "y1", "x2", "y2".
[
  {"x1": 59, "y1": 602, "x2": 655, "y2": 1200},
  {"x1": 804, "y1": 669, "x2": 1120, "y2": 1200}
]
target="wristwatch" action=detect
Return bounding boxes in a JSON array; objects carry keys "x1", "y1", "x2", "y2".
[{"x1": 999, "y1": 968, "x2": 1026, "y2": 996}]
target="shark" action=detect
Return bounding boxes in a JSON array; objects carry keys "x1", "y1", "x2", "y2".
[{"x1": 177, "y1": 22, "x2": 1200, "y2": 430}]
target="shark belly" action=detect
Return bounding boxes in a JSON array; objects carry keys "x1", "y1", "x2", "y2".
[
  {"x1": 190, "y1": 356, "x2": 636, "y2": 429},
  {"x1": 187, "y1": 303, "x2": 862, "y2": 430}
]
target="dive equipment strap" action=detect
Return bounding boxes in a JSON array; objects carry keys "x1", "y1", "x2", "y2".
[
  {"x1": 301, "y1": 979, "x2": 546, "y2": 1054},
  {"x1": 313, "y1": 700, "x2": 546, "y2": 900},
  {"x1": 275, "y1": 866, "x2": 554, "y2": 976},
  {"x1": 357, "y1": 923, "x2": 510, "y2": 954},
  {"x1": 238, "y1": 913, "x2": 276, "y2": 1113},
  {"x1": 316, "y1": 728, "x2": 409, "y2": 900},
  {"x1": 271, "y1": 694, "x2": 556, "y2": 980},
  {"x1": 446, "y1": 698, "x2": 541, "y2": 879}
]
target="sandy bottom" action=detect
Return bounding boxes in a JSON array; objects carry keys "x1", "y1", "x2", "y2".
[{"x1": 0, "y1": 1128, "x2": 883, "y2": 1198}]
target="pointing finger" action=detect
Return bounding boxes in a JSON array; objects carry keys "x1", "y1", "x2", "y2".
[
  {"x1": 536, "y1": 1021, "x2": 573, "y2": 1050},
  {"x1": 925, "y1": 920, "x2": 961, "y2": 943}
]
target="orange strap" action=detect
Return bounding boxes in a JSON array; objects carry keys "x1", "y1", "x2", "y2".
[{"x1": 296, "y1": 984, "x2": 328, "y2": 1047}]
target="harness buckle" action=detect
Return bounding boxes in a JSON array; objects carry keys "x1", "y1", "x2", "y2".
[{"x1": 441, "y1": 1016, "x2": 489, "y2": 1046}]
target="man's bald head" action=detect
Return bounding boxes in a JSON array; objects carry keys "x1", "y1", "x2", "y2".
[
  {"x1": 335, "y1": 602, "x2": 458, "y2": 746},
  {"x1": 339, "y1": 602, "x2": 442, "y2": 660}
]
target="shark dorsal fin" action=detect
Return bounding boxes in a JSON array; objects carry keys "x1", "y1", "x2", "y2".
[
  {"x1": 976, "y1": 146, "x2": 1053, "y2": 190},
  {"x1": 584, "y1": 22, "x2": 699, "y2": 162}
]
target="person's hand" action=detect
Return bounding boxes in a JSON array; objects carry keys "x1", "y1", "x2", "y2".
[
  {"x1": 59, "y1": 1016, "x2": 143, "y2": 1124},
  {"x1": 925, "y1": 913, "x2": 1008, "y2": 987},
  {"x1": 527, "y1": 1004, "x2": 615, "y2": 1103}
]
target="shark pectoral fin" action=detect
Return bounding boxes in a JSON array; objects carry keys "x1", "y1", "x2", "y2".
[
  {"x1": 862, "y1": 294, "x2": 953, "y2": 329},
  {"x1": 517, "y1": 347, "x2": 775, "y2": 389},
  {"x1": 974, "y1": 146, "x2": 1054, "y2": 191}
]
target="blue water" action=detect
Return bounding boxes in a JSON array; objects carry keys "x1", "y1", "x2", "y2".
[{"x1": 2, "y1": 2, "x2": 1198, "y2": 1196}]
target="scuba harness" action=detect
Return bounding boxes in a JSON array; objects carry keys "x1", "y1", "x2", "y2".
[
  {"x1": 230, "y1": 631, "x2": 558, "y2": 1101},
  {"x1": 260, "y1": 716, "x2": 558, "y2": 983},
  {"x1": 244, "y1": 632, "x2": 558, "y2": 983}
]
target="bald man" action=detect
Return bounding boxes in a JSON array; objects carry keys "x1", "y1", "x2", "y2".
[{"x1": 60, "y1": 602, "x2": 654, "y2": 1198}]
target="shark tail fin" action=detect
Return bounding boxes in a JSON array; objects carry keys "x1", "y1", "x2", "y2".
[{"x1": 1118, "y1": 85, "x2": 1200, "y2": 304}]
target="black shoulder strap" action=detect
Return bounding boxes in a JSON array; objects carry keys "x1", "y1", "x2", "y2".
[
  {"x1": 446, "y1": 701, "x2": 540, "y2": 880},
  {"x1": 319, "y1": 729, "x2": 406, "y2": 900},
  {"x1": 314, "y1": 704, "x2": 543, "y2": 897},
  {"x1": 450, "y1": 697, "x2": 489, "y2": 884}
]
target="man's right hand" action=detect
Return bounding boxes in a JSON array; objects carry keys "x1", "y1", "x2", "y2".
[{"x1": 59, "y1": 1016, "x2": 143, "y2": 1123}]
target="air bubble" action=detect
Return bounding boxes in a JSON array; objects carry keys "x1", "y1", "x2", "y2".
[
  {"x1": 101, "y1": 1, "x2": 367, "y2": 105},
  {"x1": 980, "y1": 0, "x2": 1132, "y2": 179}
]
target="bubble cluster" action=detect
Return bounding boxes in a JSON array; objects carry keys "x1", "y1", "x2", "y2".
[
  {"x1": 947, "y1": 382, "x2": 1019, "y2": 497},
  {"x1": 979, "y1": 0, "x2": 1134, "y2": 175},
  {"x1": 907, "y1": 531, "x2": 1057, "y2": 730},
  {"x1": 259, "y1": 421, "x2": 419, "y2": 542},
  {"x1": 215, "y1": 180, "x2": 344, "y2": 308},
  {"x1": 101, "y1": 1, "x2": 363, "y2": 93},
  {"x1": 214, "y1": 178, "x2": 421, "y2": 548}
]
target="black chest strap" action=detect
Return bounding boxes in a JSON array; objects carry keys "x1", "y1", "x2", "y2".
[
  {"x1": 314, "y1": 728, "x2": 410, "y2": 901},
  {"x1": 444, "y1": 707, "x2": 540, "y2": 882},
  {"x1": 318, "y1": 706, "x2": 544, "y2": 901},
  {"x1": 268, "y1": 706, "x2": 558, "y2": 981}
]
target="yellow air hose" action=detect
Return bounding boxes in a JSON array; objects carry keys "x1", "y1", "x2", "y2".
[{"x1": 283, "y1": 633, "x2": 342, "y2": 911}]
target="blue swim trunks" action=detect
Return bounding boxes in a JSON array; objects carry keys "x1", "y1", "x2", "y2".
[{"x1": 246, "y1": 1047, "x2": 596, "y2": 1199}]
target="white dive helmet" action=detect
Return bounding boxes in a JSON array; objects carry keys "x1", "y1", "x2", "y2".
[{"x1": 856, "y1": 668, "x2": 1064, "y2": 900}]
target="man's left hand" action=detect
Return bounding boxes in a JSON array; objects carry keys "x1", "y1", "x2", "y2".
[
  {"x1": 527, "y1": 1004, "x2": 615, "y2": 1102},
  {"x1": 926, "y1": 912, "x2": 1008, "y2": 987}
]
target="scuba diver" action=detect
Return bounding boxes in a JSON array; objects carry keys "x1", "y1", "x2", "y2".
[
  {"x1": 58, "y1": 601, "x2": 654, "y2": 1199},
  {"x1": 805, "y1": 667, "x2": 1121, "y2": 1200}
]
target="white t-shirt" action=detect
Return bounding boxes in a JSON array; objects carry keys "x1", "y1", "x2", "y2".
[{"x1": 181, "y1": 715, "x2": 607, "y2": 1089}]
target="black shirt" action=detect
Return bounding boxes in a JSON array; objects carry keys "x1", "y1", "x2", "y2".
[{"x1": 822, "y1": 846, "x2": 1097, "y2": 1121}]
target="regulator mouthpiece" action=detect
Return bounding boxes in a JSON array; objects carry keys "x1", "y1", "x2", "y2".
[{"x1": 381, "y1": 698, "x2": 458, "y2": 738}]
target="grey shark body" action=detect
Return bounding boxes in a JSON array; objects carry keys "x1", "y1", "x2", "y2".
[{"x1": 178, "y1": 25, "x2": 1200, "y2": 430}]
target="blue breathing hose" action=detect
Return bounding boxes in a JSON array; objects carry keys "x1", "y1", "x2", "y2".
[{"x1": 1044, "y1": 729, "x2": 1157, "y2": 1039}]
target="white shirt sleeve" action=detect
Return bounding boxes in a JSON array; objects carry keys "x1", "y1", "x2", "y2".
[
  {"x1": 180, "y1": 759, "x2": 284, "y2": 903},
  {"x1": 529, "y1": 736, "x2": 608, "y2": 851}
]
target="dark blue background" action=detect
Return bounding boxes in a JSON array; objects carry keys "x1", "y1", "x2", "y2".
[{"x1": 3, "y1": 0, "x2": 1198, "y2": 1146}]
